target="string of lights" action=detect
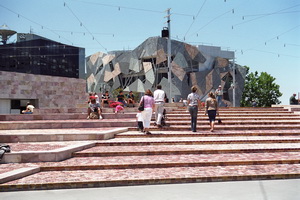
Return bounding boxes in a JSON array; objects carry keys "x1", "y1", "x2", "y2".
[
  {"x1": 233, "y1": 4, "x2": 300, "y2": 28},
  {"x1": 70, "y1": 0, "x2": 194, "y2": 17},
  {"x1": 183, "y1": 0, "x2": 207, "y2": 40},
  {"x1": 189, "y1": 9, "x2": 233, "y2": 38},
  {"x1": 0, "y1": 1, "x2": 299, "y2": 61},
  {"x1": 63, "y1": 2, "x2": 107, "y2": 52}
]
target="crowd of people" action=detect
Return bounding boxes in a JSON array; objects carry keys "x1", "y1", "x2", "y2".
[
  {"x1": 85, "y1": 85, "x2": 224, "y2": 133},
  {"x1": 86, "y1": 86, "x2": 300, "y2": 134}
]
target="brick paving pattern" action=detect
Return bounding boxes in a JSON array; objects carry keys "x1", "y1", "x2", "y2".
[{"x1": 0, "y1": 105, "x2": 300, "y2": 191}]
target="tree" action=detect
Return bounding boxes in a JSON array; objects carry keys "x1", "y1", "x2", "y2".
[{"x1": 241, "y1": 67, "x2": 282, "y2": 107}]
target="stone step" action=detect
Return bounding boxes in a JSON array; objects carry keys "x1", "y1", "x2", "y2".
[
  {"x1": 176, "y1": 107, "x2": 288, "y2": 111},
  {"x1": 170, "y1": 110, "x2": 295, "y2": 116},
  {"x1": 1, "y1": 118, "x2": 299, "y2": 130},
  {"x1": 1, "y1": 112, "x2": 298, "y2": 121},
  {"x1": 0, "y1": 105, "x2": 299, "y2": 191},
  {"x1": 0, "y1": 113, "x2": 136, "y2": 121},
  {"x1": 115, "y1": 130, "x2": 300, "y2": 137},
  {"x1": 0, "y1": 119, "x2": 136, "y2": 130},
  {"x1": 1, "y1": 119, "x2": 299, "y2": 131},
  {"x1": 93, "y1": 136, "x2": 300, "y2": 146},
  {"x1": 73, "y1": 143, "x2": 300, "y2": 157},
  {"x1": 166, "y1": 114, "x2": 300, "y2": 120},
  {"x1": 0, "y1": 128, "x2": 128, "y2": 143},
  {"x1": 2, "y1": 152, "x2": 298, "y2": 173},
  {"x1": 142, "y1": 124, "x2": 300, "y2": 131},
  {"x1": 17, "y1": 152, "x2": 300, "y2": 170},
  {"x1": 165, "y1": 120, "x2": 300, "y2": 125},
  {"x1": 1, "y1": 164, "x2": 299, "y2": 191}
]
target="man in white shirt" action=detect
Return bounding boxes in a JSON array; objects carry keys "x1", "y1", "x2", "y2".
[
  {"x1": 153, "y1": 85, "x2": 166, "y2": 128},
  {"x1": 22, "y1": 102, "x2": 35, "y2": 114},
  {"x1": 215, "y1": 85, "x2": 223, "y2": 106}
]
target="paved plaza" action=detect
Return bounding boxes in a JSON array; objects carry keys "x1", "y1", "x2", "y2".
[{"x1": 1, "y1": 179, "x2": 299, "y2": 200}]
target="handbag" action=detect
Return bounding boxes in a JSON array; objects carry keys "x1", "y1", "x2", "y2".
[{"x1": 138, "y1": 97, "x2": 144, "y2": 111}]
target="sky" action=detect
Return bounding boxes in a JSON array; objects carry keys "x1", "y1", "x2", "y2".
[{"x1": 0, "y1": 0, "x2": 299, "y2": 105}]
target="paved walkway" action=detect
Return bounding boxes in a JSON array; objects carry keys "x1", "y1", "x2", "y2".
[{"x1": 0, "y1": 179, "x2": 299, "y2": 200}]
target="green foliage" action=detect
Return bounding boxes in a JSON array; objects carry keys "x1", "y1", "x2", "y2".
[{"x1": 241, "y1": 68, "x2": 282, "y2": 107}]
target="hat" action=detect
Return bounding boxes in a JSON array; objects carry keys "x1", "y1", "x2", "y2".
[
  {"x1": 90, "y1": 96, "x2": 96, "y2": 100},
  {"x1": 218, "y1": 85, "x2": 222, "y2": 88}
]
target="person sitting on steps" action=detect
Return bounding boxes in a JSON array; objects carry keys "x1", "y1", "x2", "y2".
[{"x1": 87, "y1": 96, "x2": 103, "y2": 120}]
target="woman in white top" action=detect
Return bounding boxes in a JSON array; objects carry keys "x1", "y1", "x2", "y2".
[{"x1": 187, "y1": 86, "x2": 201, "y2": 132}]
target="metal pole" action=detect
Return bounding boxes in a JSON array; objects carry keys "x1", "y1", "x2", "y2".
[
  {"x1": 167, "y1": 8, "x2": 172, "y2": 101},
  {"x1": 232, "y1": 58, "x2": 236, "y2": 107}
]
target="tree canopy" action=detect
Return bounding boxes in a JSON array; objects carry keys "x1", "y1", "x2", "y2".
[{"x1": 240, "y1": 67, "x2": 282, "y2": 107}]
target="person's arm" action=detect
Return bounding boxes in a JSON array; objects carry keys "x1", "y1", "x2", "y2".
[
  {"x1": 198, "y1": 99, "x2": 201, "y2": 110},
  {"x1": 25, "y1": 106, "x2": 30, "y2": 112}
]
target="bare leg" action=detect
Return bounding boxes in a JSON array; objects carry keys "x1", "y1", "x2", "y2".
[
  {"x1": 87, "y1": 108, "x2": 91, "y2": 119},
  {"x1": 210, "y1": 121, "x2": 215, "y2": 132}
]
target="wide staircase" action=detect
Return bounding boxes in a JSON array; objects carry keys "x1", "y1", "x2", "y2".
[{"x1": 0, "y1": 104, "x2": 300, "y2": 191}]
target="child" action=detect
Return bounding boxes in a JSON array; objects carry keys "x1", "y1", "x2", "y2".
[
  {"x1": 115, "y1": 104, "x2": 124, "y2": 114},
  {"x1": 136, "y1": 110, "x2": 144, "y2": 132}
]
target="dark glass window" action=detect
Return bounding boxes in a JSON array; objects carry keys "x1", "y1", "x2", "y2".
[{"x1": 0, "y1": 37, "x2": 83, "y2": 78}]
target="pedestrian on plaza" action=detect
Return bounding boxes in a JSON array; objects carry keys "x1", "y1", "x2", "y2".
[
  {"x1": 139, "y1": 89, "x2": 155, "y2": 135},
  {"x1": 205, "y1": 91, "x2": 219, "y2": 132},
  {"x1": 136, "y1": 110, "x2": 144, "y2": 132},
  {"x1": 187, "y1": 86, "x2": 201, "y2": 132},
  {"x1": 290, "y1": 93, "x2": 299, "y2": 105},
  {"x1": 153, "y1": 85, "x2": 166, "y2": 128},
  {"x1": 215, "y1": 85, "x2": 223, "y2": 106}
]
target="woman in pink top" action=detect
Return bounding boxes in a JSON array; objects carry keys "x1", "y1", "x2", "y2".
[{"x1": 139, "y1": 89, "x2": 155, "y2": 135}]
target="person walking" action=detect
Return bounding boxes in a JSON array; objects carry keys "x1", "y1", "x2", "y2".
[
  {"x1": 205, "y1": 92, "x2": 219, "y2": 132},
  {"x1": 153, "y1": 85, "x2": 166, "y2": 128},
  {"x1": 139, "y1": 89, "x2": 155, "y2": 135},
  {"x1": 215, "y1": 85, "x2": 223, "y2": 106},
  {"x1": 187, "y1": 86, "x2": 201, "y2": 132}
]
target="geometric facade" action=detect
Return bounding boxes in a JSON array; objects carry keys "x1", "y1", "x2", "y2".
[{"x1": 86, "y1": 37, "x2": 247, "y2": 106}]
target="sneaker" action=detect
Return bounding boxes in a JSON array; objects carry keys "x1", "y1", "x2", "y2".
[
  {"x1": 99, "y1": 115, "x2": 103, "y2": 120},
  {"x1": 86, "y1": 116, "x2": 90, "y2": 119}
]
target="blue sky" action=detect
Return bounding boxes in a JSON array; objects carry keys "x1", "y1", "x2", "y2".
[{"x1": 1, "y1": 0, "x2": 299, "y2": 105}]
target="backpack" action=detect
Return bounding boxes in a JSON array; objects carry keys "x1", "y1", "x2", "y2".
[{"x1": 0, "y1": 144, "x2": 11, "y2": 160}]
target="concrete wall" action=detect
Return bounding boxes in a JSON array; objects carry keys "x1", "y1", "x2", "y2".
[{"x1": 0, "y1": 71, "x2": 87, "y2": 113}]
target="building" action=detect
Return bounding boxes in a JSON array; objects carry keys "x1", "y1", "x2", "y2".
[
  {"x1": 0, "y1": 33, "x2": 85, "y2": 79},
  {"x1": 86, "y1": 37, "x2": 247, "y2": 106},
  {"x1": 0, "y1": 33, "x2": 87, "y2": 114}
]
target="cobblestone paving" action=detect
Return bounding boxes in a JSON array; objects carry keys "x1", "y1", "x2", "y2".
[
  {"x1": 78, "y1": 143, "x2": 300, "y2": 154},
  {"x1": 3, "y1": 164, "x2": 300, "y2": 185},
  {"x1": 0, "y1": 106, "x2": 299, "y2": 190}
]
